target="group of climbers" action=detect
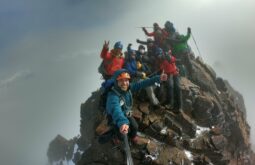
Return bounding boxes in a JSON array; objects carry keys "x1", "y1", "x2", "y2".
[{"x1": 97, "y1": 21, "x2": 193, "y2": 145}]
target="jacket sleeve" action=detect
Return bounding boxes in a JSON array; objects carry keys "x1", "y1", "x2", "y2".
[
  {"x1": 143, "y1": 28, "x2": 154, "y2": 37},
  {"x1": 146, "y1": 31, "x2": 155, "y2": 37},
  {"x1": 130, "y1": 75, "x2": 160, "y2": 92},
  {"x1": 137, "y1": 39, "x2": 149, "y2": 45},
  {"x1": 180, "y1": 32, "x2": 191, "y2": 42},
  {"x1": 106, "y1": 91, "x2": 129, "y2": 128},
  {"x1": 100, "y1": 46, "x2": 111, "y2": 60}
]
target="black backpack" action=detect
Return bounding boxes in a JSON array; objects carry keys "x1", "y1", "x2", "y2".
[{"x1": 98, "y1": 60, "x2": 114, "y2": 79}]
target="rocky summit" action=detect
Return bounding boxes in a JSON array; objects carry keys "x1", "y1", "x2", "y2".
[{"x1": 47, "y1": 29, "x2": 255, "y2": 165}]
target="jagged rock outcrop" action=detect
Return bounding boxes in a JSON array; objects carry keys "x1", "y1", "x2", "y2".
[{"x1": 47, "y1": 34, "x2": 255, "y2": 165}]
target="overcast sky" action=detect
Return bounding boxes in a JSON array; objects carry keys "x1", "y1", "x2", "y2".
[{"x1": 0, "y1": 0, "x2": 255, "y2": 164}]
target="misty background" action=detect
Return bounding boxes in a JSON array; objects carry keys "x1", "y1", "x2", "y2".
[{"x1": 0, "y1": 0, "x2": 254, "y2": 164}]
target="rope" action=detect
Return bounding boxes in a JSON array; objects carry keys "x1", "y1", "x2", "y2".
[{"x1": 191, "y1": 32, "x2": 202, "y2": 58}]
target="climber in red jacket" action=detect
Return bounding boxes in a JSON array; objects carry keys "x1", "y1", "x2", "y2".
[
  {"x1": 99, "y1": 41, "x2": 125, "y2": 79},
  {"x1": 142, "y1": 23, "x2": 169, "y2": 50},
  {"x1": 159, "y1": 50, "x2": 182, "y2": 113}
]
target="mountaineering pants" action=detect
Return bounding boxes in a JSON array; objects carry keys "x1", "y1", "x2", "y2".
[
  {"x1": 172, "y1": 75, "x2": 182, "y2": 110},
  {"x1": 175, "y1": 51, "x2": 193, "y2": 78},
  {"x1": 160, "y1": 75, "x2": 182, "y2": 110},
  {"x1": 145, "y1": 86, "x2": 159, "y2": 105}
]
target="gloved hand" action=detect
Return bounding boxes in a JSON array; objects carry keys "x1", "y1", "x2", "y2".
[
  {"x1": 136, "y1": 39, "x2": 140, "y2": 43},
  {"x1": 187, "y1": 27, "x2": 191, "y2": 34},
  {"x1": 103, "y1": 40, "x2": 109, "y2": 49},
  {"x1": 127, "y1": 43, "x2": 132, "y2": 51},
  {"x1": 142, "y1": 27, "x2": 147, "y2": 32}
]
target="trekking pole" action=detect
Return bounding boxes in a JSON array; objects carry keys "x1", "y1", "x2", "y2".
[
  {"x1": 123, "y1": 134, "x2": 134, "y2": 165},
  {"x1": 191, "y1": 32, "x2": 202, "y2": 58},
  {"x1": 136, "y1": 27, "x2": 153, "y2": 28}
]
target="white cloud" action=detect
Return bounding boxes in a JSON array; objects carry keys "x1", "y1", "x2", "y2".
[{"x1": 0, "y1": 70, "x2": 33, "y2": 88}]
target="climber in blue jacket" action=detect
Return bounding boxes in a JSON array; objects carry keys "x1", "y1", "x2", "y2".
[
  {"x1": 106, "y1": 69, "x2": 167, "y2": 143},
  {"x1": 124, "y1": 44, "x2": 160, "y2": 106}
]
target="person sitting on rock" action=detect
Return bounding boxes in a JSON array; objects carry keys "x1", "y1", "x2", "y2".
[
  {"x1": 124, "y1": 44, "x2": 160, "y2": 107},
  {"x1": 136, "y1": 38, "x2": 157, "y2": 59},
  {"x1": 106, "y1": 69, "x2": 167, "y2": 144},
  {"x1": 135, "y1": 44, "x2": 150, "y2": 64},
  {"x1": 135, "y1": 44, "x2": 152, "y2": 79},
  {"x1": 159, "y1": 50, "x2": 182, "y2": 113},
  {"x1": 99, "y1": 41, "x2": 125, "y2": 79}
]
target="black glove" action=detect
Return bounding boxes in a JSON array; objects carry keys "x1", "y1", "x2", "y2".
[
  {"x1": 127, "y1": 43, "x2": 132, "y2": 50},
  {"x1": 187, "y1": 27, "x2": 191, "y2": 34},
  {"x1": 142, "y1": 27, "x2": 147, "y2": 32}
]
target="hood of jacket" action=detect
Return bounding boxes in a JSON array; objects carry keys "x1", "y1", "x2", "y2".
[{"x1": 112, "y1": 69, "x2": 131, "y2": 90}]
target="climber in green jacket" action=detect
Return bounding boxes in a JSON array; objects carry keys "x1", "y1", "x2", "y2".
[
  {"x1": 166, "y1": 26, "x2": 193, "y2": 78},
  {"x1": 168, "y1": 27, "x2": 191, "y2": 56}
]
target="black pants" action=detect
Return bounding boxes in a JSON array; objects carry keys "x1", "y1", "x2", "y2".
[
  {"x1": 172, "y1": 75, "x2": 182, "y2": 110},
  {"x1": 175, "y1": 51, "x2": 193, "y2": 78},
  {"x1": 160, "y1": 75, "x2": 182, "y2": 109}
]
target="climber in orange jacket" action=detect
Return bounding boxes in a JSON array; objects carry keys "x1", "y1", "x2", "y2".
[{"x1": 99, "y1": 41, "x2": 125, "y2": 79}]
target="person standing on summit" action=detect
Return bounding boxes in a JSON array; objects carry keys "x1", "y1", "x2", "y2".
[
  {"x1": 159, "y1": 50, "x2": 182, "y2": 113},
  {"x1": 166, "y1": 24, "x2": 193, "y2": 77},
  {"x1": 142, "y1": 23, "x2": 168, "y2": 50},
  {"x1": 99, "y1": 41, "x2": 125, "y2": 79}
]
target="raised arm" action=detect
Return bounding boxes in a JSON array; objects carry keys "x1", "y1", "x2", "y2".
[{"x1": 100, "y1": 40, "x2": 112, "y2": 59}]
